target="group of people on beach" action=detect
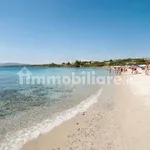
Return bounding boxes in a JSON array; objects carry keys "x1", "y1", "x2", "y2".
[
  {"x1": 131, "y1": 64, "x2": 150, "y2": 75},
  {"x1": 106, "y1": 64, "x2": 150, "y2": 76},
  {"x1": 106, "y1": 66, "x2": 127, "y2": 75},
  {"x1": 114, "y1": 66, "x2": 127, "y2": 75}
]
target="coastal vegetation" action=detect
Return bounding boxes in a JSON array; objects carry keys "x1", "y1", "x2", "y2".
[{"x1": 1, "y1": 58, "x2": 150, "y2": 68}]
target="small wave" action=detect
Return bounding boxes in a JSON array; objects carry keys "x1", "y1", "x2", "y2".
[{"x1": 0, "y1": 88, "x2": 103, "y2": 150}]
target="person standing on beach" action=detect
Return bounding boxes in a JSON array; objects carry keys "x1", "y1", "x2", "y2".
[
  {"x1": 131, "y1": 65, "x2": 137, "y2": 74},
  {"x1": 145, "y1": 64, "x2": 149, "y2": 75}
]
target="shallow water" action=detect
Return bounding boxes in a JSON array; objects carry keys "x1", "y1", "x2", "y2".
[{"x1": 0, "y1": 67, "x2": 109, "y2": 150}]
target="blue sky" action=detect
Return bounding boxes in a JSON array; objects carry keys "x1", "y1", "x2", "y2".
[{"x1": 0, "y1": 0, "x2": 150, "y2": 64}]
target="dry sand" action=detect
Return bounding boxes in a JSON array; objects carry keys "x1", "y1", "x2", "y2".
[{"x1": 22, "y1": 73, "x2": 150, "y2": 150}]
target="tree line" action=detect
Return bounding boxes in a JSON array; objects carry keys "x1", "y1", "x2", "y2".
[
  {"x1": 32, "y1": 58, "x2": 150, "y2": 68},
  {"x1": 2, "y1": 58, "x2": 150, "y2": 68}
]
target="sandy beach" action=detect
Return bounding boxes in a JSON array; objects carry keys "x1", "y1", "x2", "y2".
[
  {"x1": 1, "y1": 0, "x2": 150, "y2": 149},
  {"x1": 22, "y1": 72, "x2": 150, "y2": 150}
]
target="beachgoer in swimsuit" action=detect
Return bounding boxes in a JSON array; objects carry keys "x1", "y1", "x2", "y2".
[{"x1": 145, "y1": 64, "x2": 149, "y2": 75}]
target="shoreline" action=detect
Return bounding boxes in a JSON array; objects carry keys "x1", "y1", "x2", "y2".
[
  {"x1": 1, "y1": 86, "x2": 104, "y2": 150},
  {"x1": 22, "y1": 83, "x2": 115, "y2": 150},
  {"x1": 22, "y1": 72, "x2": 150, "y2": 150}
]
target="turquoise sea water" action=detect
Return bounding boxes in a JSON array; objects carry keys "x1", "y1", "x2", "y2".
[{"x1": 0, "y1": 67, "x2": 108, "y2": 150}]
